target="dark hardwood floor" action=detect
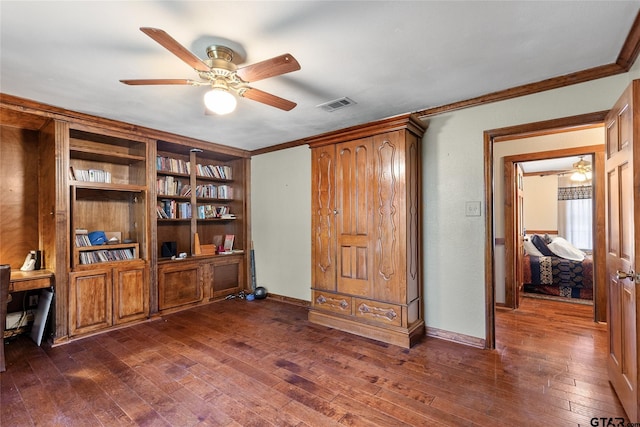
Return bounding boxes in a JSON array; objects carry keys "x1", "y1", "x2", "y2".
[{"x1": 1, "y1": 296, "x2": 628, "y2": 426}]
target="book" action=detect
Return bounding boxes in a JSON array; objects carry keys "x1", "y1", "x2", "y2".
[{"x1": 223, "y1": 234, "x2": 235, "y2": 252}]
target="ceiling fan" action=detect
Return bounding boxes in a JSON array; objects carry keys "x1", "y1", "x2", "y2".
[
  {"x1": 120, "y1": 27, "x2": 301, "y2": 114},
  {"x1": 569, "y1": 156, "x2": 592, "y2": 182},
  {"x1": 552, "y1": 156, "x2": 593, "y2": 181}
]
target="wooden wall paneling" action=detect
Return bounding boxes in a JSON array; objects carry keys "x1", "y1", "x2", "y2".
[
  {"x1": 147, "y1": 139, "x2": 158, "y2": 314},
  {"x1": 0, "y1": 126, "x2": 40, "y2": 268},
  {"x1": 39, "y1": 119, "x2": 70, "y2": 342}
]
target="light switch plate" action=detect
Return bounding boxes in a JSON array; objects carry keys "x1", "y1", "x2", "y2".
[{"x1": 465, "y1": 201, "x2": 481, "y2": 217}]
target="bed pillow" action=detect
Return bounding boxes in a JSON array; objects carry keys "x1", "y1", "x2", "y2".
[
  {"x1": 523, "y1": 238, "x2": 544, "y2": 257},
  {"x1": 530, "y1": 234, "x2": 554, "y2": 256},
  {"x1": 548, "y1": 237, "x2": 585, "y2": 261}
]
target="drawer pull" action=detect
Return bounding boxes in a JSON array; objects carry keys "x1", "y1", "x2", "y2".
[{"x1": 358, "y1": 303, "x2": 397, "y2": 321}]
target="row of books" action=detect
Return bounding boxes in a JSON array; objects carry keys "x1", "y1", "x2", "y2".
[
  {"x1": 197, "y1": 204, "x2": 234, "y2": 219},
  {"x1": 157, "y1": 176, "x2": 191, "y2": 197},
  {"x1": 79, "y1": 248, "x2": 135, "y2": 265},
  {"x1": 195, "y1": 184, "x2": 233, "y2": 200},
  {"x1": 196, "y1": 164, "x2": 232, "y2": 180},
  {"x1": 157, "y1": 156, "x2": 190, "y2": 174},
  {"x1": 69, "y1": 167, "x2": 112, "y2": 183},
  {"x1": 157, "y1": 200, "x2": 192, "y2": 219},
  {"x1": 75, "y1": 234, "x2": 92, "y2": 247}
]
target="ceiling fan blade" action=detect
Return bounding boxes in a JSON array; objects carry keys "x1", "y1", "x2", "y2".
[
  {"x1": 140, "y1": 27, "x2": 210, "y2": 72},
  {"x1": 120, "y1": 79, "x2": 197, "y2": 85},
  {"x1": 242, "y1": 88, "x2": 297, "y2": 111},
  {"x1": 236, "y1": 53, "x2": 300, "y2": 83}
]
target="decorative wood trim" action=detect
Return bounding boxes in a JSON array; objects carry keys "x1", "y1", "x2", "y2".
[
  {"x1": 306, "y1": 114, "x2": 427, "y2": 148},
  {"x1": 494, "y1": 123, "x2": 603, "y2": 143},
  {"x1": 425, "y1": 326, "x2": 486, "y2": 349},
  {"x1": 0, "y1": 94, "x2": 251, "y2": 159},
  {"x1": 416, "y1": 65, "x2": 626, "y2": 119}
]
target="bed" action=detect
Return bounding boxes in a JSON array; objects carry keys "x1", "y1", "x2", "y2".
[{"x1": 521, "y1": 234, "x2": 593, "y2": 301}]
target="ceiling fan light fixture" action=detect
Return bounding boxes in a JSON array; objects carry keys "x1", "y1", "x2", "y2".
[
  {"x1": 570, "y1": 171, "x2": 587, "y2": 182},
  {"x1": 204, "y1": 88, "x2": 237, "y2": 115}
]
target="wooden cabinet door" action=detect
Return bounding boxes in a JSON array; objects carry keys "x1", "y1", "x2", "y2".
[
  {"x1": 158, "y1": 261, "x2": 203, "y2": 311},
  {"x1": 606, "y1": 81, "x2": 639, "y2": 423},
  {"x1": 207, "y1": 256, "x2": 243, "y2": 299},
  {"x1": 69, "y1": 268, "x2": 113, "y2": 336},
  {"x1": 113, "y1": 263, "x2": 148, "y2": 325},
  {"x1": 311, "y1": 145, "x2": 337, "y2": 291},
  {"x1": 336, "y1": 137, "x2": 373, "y2": 297},
  {"x1": 370, "y1": 131, "x2": 408, "y2": 304}
]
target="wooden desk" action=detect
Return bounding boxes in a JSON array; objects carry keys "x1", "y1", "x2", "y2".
[{"x1": 9, "y1": 269, "x2": 54, "y2": 293}]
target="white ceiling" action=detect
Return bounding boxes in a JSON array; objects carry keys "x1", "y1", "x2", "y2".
[
  {"x1": 1, "y1": 1, "x2": 638, "y2": 151},
  {"x1": 520, "y1": 156, "x2": 588, "y2": 175}
]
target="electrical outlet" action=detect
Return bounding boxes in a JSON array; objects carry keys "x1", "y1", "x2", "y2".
[
  {"x1": 465, "y1": 201, "x2": 481, "y2": 217},
  {"x1": 29, "y1": 295, "x2": 39, "y2": 307}
]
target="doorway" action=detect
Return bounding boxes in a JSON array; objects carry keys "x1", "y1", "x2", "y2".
[
  {"x1": 483, "y1": 111, "x2": 608, "y2": 349},
  {"x1": 503, "y1": 149, "x2": 604, "y2": 311}
]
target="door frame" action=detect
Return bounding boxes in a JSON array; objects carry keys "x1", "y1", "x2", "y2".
[
  {"x1": 483, "y1": 110, "x2": 608, "y2": 349},
  {"x1": 502, "y1": 146, "x2": 605, "y2": 313}
]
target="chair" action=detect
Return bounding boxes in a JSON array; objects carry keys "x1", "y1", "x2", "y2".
[{"x1": 0, "y1": 264, "x2": 10, "y2": 372}]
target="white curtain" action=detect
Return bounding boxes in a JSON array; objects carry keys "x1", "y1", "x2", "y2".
[{"x1": 557, "y1": 186, "x2": 592, "y2": 250}]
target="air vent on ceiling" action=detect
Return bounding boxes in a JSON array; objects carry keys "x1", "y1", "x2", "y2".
[{"x1": 317, "y1": 97, "x2": 356, "y2": 112}]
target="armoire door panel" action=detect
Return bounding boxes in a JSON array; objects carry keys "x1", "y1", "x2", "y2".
[
  {"x1": 311, "y1": 146, "x2": 336, "y2": 290},
  {"x1": 337, "y1": 139, "x2": 372, "y2": 297},
  {"x1": 340, "y1": 245, "x2": 368, "y2": 280},
  {"x1": 372, "y1": 132, "x2": 407, "y2": 303}
]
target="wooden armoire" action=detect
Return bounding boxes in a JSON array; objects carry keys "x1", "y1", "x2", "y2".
[{"x1": 308, "y1": 114, "x2": 426, "y2": 348}]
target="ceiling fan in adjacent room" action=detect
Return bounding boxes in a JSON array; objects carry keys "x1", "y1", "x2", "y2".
[
  {"x1": 120, "y1": 27, "x2": 301, "y2": 115},
  {"x1": 568, "y1": 156, "x2": 592, "y2": 182}
]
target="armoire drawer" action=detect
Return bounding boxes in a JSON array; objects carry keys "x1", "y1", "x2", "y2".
[
  {"x1": 354, "y1": 298, "x2": 402, "y2": 327},
  {"x1": 312, "y1": 291, "x2": 352, "y2": 315}
]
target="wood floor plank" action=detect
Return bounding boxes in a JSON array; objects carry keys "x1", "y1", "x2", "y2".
[{"x1": 0, "y1": 296, "x2": 631, "y2": 426}]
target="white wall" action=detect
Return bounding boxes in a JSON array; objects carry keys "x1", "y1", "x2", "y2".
[
  {"x1": 523, "y1": 175, "x2": 558, "y2": 232},
  {"x1": 251, "y1": 63, "x2": 640, "y2": 342},
  {"x1": 250, "y1": 145, "x2": 311, "y2": 301}
]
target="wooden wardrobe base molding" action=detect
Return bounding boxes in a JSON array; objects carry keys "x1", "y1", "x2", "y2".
[{"x1": 309, "y1": 310, "x2": 425, "y2": 348}]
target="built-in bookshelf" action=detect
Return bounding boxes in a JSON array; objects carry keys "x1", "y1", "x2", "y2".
[
  {"x1": 68, "y1": 129, "x2": 148, "y2": 269},
  {"x1": 155, "y1": 143, "x2": 245, "y2": 259},
  {"x1": 66, "y1": 126, "x2": 150, "y2": 337},
  {"x1": 1, "y1": 94, "x2": 250, "y2": 342}
]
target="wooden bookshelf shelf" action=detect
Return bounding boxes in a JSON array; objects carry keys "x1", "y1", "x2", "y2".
[{"x1": 70, "y1": 147, "x2": 145, "y2": 164}]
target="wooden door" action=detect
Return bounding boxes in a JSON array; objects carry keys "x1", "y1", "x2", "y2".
[
  {"x1": 311, "y1": 145, "x2": 337, "y2": 291},
  {"x1": 158, "y1": 261, "x2": 203, "y2": 311},
  {"x1": 113, "y1": 263, "x2": 148, "y2": 325},
  {"x1": 208, "y1": 256, "x2": 243, "y2": 299},
  {"x1": 606, "y1": 81, "x2": 639, "y2": 423},
  {"x1": 515, "y1": 163, "x2": 525, "y2": 308},
  {"x1": 69, "y1": 268, "x2": 113, "y2": 336},
  {"x1": 336, "y1": 138, "x2": 373, "y2": 297}
]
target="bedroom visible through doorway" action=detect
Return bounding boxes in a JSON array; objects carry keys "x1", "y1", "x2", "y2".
[
  {"x1": 489, "y1": 118, "x2": 607, "y2": 331},
  {"x1": 518, "y1": 154, "x2": 595, "y2": 305}
]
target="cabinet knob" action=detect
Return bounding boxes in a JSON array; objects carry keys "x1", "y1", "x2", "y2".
[{"x1": 333, "y1": 209, "x2": 339, "y2": 215}]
